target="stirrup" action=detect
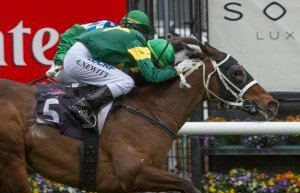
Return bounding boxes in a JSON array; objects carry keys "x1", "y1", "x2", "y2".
[{"x1": 82, "y1": 113, "x2": 97, "y2": 129}]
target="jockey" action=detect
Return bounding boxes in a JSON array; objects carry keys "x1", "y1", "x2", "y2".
[
  {"x1": 46, "y1": 10, "x2": 154, "y2": 84},
  {"x1": 64, "y1": 27, "x2": 178, "y2": 126}
]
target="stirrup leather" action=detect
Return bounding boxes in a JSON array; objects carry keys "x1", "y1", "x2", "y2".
[
  {"x1": 69, "y1": 105, "x2": 94, "y2": 126},
  {"x1": 82, "y1": 113, "x2": 97, "y2": 129}
]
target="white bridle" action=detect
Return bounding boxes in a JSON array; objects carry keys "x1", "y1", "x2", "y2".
[{"x1": 176, "y1": 54, "x2": 258, "y2": 109}]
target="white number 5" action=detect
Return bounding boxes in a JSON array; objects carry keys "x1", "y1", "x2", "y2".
[{"x1": 43, "y1": 98, "x2": 60, "y2": 123}]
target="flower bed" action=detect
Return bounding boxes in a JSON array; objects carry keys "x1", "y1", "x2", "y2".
[
  {"x1": 201, "y1": 168, "x2": 300, "y2": 193},
  {"x1": 29, "y1": 169, "x2": 300, "y2": 193},
  {"x1": 243, "y1": 135, "x2": 285, "y2": 149},
  {"x1": 29, "y1": 174, "x2": 82, "y2": 193}
]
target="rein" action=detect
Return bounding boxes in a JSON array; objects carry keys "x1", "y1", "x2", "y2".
[
  {"x1": 115, "y1": 102, "x2": 177, "y2": 140},
  {"x1": 28, "y1": 68, "x2": 60, "y2": 85},
  {"x1": 28, "y1": 75, "x2": 48, "y2": 85}
]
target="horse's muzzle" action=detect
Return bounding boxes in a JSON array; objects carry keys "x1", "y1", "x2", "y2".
[
  {"x1": 266, "y1": 100, "x2": 279, "y2": 118},
  {"x1": 248, "y1": 99, "x2": 279, "y2": 121}
]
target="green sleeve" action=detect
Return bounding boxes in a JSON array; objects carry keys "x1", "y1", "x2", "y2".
[
  {"x1": 127, "y1": 40, "x2": 178, "y2": 83},
  {"x1": 136, "y1": 58, "x2": 178, "y2": 82},
  {"x1": 53, "y1": 24, "x2": 87, "y2": 66}
]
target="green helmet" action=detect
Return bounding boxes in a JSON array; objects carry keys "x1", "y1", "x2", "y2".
[
  {"x1": 120, "y1": 10, "x2": 154, "y2": 36},
  {"x1": 147, "y1": 39, "x2": 175, "y2": 68}
]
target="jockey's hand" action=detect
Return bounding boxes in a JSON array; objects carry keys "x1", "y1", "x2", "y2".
[
  {"x1": 177, "y1": 59, "x2": 195, "y2": 73},
  {"x1": 175, "y1": 66, "x2": 183, "y2": 74},
  {"x1": 46, "y1": 66, "x2": 63, "y2": 77}
]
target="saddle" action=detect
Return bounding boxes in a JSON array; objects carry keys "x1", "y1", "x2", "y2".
[{"x1": 36, "y1": 83, "x2": 100, "y2": 139}]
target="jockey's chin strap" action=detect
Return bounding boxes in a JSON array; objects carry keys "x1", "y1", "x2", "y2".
[{"x1": 177, "y1": 54, "x2": 257, "y2": 109}]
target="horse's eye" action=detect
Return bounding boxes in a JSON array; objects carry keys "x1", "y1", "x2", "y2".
[
  {"x1": 234, "y1": 69, "x2": 242, "y2": 76},
  {"x1": 232, "y1": 68, "x2": 244, "y2": 83}
]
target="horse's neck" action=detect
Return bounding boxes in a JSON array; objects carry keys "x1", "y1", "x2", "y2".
[{"x1": 129, "y1": 63, "x2": 211, "y2": 133}]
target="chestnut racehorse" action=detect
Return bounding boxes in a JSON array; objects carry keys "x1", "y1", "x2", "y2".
[{"x1": 0, "y1": 37, "x2": 278, "y2": 193}]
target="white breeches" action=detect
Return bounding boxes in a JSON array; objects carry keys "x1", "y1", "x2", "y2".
[
  {"x1": 55, "y1": 69, "x2": 78, "y2": 85},
  {"x1": 64, "y1": 42, "x2": 135, "y2": 98}
]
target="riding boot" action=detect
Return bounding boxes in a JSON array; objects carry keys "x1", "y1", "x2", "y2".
[{"x1": 69, "y1": 85, "x2": 113, "y2": 125}]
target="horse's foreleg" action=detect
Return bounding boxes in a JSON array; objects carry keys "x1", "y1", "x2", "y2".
[
  {"x1": 0, "y1": 154, "x2": 30, "y2": 193},
  {"x1": 6, "y1": 164, "x2": 29, "y2": 193},
  {"x1": 0, "y1": 130, "x2": 30, "y2": 192},
  {"x1": 0, "y1": 180, "x2": 2, "y2": 192},
  {"x1": 131, "y1": 165, "x2": 201, "y2": 193}
]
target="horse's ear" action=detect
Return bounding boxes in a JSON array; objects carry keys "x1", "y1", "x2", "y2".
[
  {"x1": 204, "y1": 42, "x2": 220, "y2": 52},
  {"x1": 200, "y1": 42, "x2": 226, "y2": 61},
  {"x1": 165, "y1": 33, "x2": 174, "y2": 41},
  {"x1": 204, "y1": 42, "x2": 219, "y2": 51},
  {"x1": 190, "y1": 34, "x2": 198, "y2": 39},
  {"x1": 199, "y1": 42, "x2": 209, "y2": 55}
]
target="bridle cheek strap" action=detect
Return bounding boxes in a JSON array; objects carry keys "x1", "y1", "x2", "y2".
[{"x1": 238, "y1": 80, "x2": 258, "y2": 99}]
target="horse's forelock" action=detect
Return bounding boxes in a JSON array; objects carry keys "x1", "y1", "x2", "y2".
[
  {"x1": 170, "y1": 37, "x2": 201, "y2": 52},
  {"x1": 171, "y1": 37, "x2": 203, "y2": 65}
]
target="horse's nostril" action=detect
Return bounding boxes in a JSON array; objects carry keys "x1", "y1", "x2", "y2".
[{"x1": 267, "y1": 100, "x2": 279, "y2": 112}]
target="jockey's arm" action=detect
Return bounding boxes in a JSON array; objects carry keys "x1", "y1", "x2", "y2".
[
  {"x1": 54, "y1": 21, "x2": 118, "y2": 67},
  {"x1": 127, "y1": 46, "x2": 178, "y2": 83},
  {"x1": 53, "y1": 24, "x2": 87, "y2": 66}
]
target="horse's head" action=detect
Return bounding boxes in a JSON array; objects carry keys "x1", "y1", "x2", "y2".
[{"x1": 170, "y1": 36, "x2": 279, "y2": 121}]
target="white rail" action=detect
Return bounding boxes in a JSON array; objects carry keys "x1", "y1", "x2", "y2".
[{"x1": 178, "y1": 122, "x2": 300, "y2": 135}]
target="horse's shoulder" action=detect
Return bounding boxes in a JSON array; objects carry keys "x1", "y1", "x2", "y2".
[
  {"x1": 0, "y1": 79, "x2": 35, "y2": 95},
  {"x1": 0, "y1": 78, "x2": 19, "y2": 86}
]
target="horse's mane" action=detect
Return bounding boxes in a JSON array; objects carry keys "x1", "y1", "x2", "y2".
[{"x1": 168, "y1": 36, "x2": 204, "y2": 62}]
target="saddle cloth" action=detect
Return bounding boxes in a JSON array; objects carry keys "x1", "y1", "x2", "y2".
[{"x1": 36, "y1": 83, "x2": 112, "y2": 139}]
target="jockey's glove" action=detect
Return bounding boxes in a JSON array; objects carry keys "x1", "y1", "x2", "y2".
[
  {"x1": 46, "y1": 65, "x2": 63, "y2": 77},
  {"x1": 175, "y1": 66, "x2": 183, "y2": 74},
  {"x1": 176, "y1": 59, "x2": 195, "y2": 73}
]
